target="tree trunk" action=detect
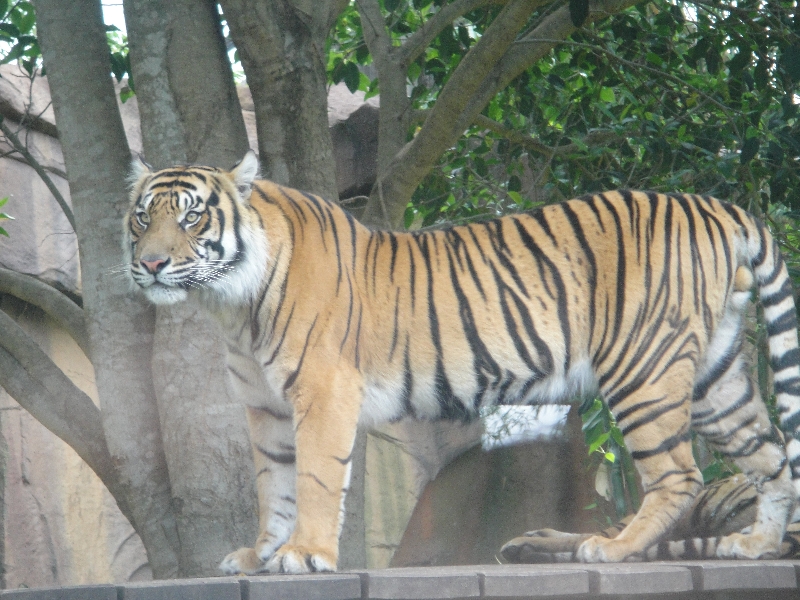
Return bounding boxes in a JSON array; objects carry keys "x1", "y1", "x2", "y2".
[
  {"x1": 220, "y1": 0, "x2": 346, "y2": 199},
  {"x1": 33, "y1": 0, "x2": 180, "y2": 578},
  {"x1": 124, "y1": 0, "x2": 259, "y2": 576}
]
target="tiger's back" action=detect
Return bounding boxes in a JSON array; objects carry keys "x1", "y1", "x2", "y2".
[
  {"x1": 253, "y1": 187, "x2": 762, "y2": 422},
  {"x1": 126, "y1": 153, "x2": 800, "y2": 573}
]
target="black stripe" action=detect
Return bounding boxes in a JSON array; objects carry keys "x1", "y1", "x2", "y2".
[
  {"x1": 775, "y1": 377, "x2": 800, "y2": 397},
  {"x1": 693, "y1": 342, "x2": 740, "y2": 401},
  {"x1": 761, "y1": 279, "x2": 794, "y2": 308},
  {"x1": 418, "y1": 235, "x2": 470, "y2": 420},
  {"x1": 389, "y1": 232, "x2": 399, "y2": 284},
  {"x1": 760, "y1": 248, "x2": 784, "y2": 287},
  {"x1": 512, "y1": 216, "x2": 570, "y2": 371},
  {"x1": 630, "y1": 429, "x2": 691, "y2": 460},
  {"x1": 446, "y1": 243, "x2": 501, "y2": 408},
  {"x1": 256, "y1": 445, "x2": 296, "y2": 464},
  {"x1": 766, "y1": 308, "x2": 798, "y2": 337},
  {"x1": 401, "y1": 343, "x2": 416, "y2": 418},
  {"x1": 598, "y1": 193, "x2": 627, "y2": 351},
  {"x1": 619, "y1": 397, "x2": 686, "y2": 436},
  {"x1": 329, "y1": 210, "x2": 343, "y2": 294},
  {"x1": 752, "y1": 222, "x2": 768, "y2": 267},
  {"x1": 773, "y1": 348, "x2": 800, "y2": 372},
  {"x1": 693, "y1": 380, "x2": 754, "y2": 428},
  {"x1": 283, "y1": 317, "x2": 317, "y2": 392}
]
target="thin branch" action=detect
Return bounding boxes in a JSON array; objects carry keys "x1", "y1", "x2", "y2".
[
  {"x1": 453, "y1": 0, "x2": 641, "y2": 136},
  {"x1": 0, "y1": 117, "x2": 76, "y2": 232},
  {"x1": 0, "y1": 307, "x2": 131, "y2": 523},
  {"x1": 526, "y1": 36, "x2": 739, "y2": 124},
  {"x1": 474, "y1": 113, "x2": 622, "y2": 155},
  {"x1": 398, "y1": 0, "x2": 502, "y2": 66},
  {"x1": 0, "y1": 266, "x2": 89, "y2": 356}
]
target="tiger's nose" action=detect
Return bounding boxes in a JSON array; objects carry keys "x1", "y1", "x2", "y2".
[{"x1": 140, "y1": 256, "x2": 169, "y2": 274}]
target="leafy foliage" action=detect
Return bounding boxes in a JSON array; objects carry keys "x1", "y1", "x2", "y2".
[
  {"x1": 0, "y1": 195, "x2": 12, "y2": 236},
  {"x1": 0, "y1": 1, "x2": 38, "y2": 74}
]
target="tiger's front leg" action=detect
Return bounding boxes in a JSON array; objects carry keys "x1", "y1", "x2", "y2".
[
  {"x1": 219, "y1": 403, "x2": 297, "y2": 574},
  {"x1": 264, "y1": 368, "x2": 362, "y2": 573}
]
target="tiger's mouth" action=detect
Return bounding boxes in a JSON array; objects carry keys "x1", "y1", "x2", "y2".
[{"x1": 140, "y1": 280, "x2": 189, "y2": 305}]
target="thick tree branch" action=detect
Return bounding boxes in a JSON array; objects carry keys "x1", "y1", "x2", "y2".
[
  {"x1": 365, "y1": 0, "x2": 548, "y2": 227},
  {"x1": 0, "y1": 117, "x2": 75, "y2": 231},
  {"x1": 370, "y1": 0, "x2": 641, "y2": 227},
  {"x1": 356, "y1": 0, "x2": 394, "y2": 67},
  {"x1": 0, "y1": 267, "x2": 89, "y2": 356},
  {"x1": 0, "y1": 307, "x2": 131, "y2": 523}
]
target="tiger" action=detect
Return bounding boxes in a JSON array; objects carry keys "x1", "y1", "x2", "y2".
[
  {"x1": 124, "y1": 150, "x2": 800, "y2": 574},
  {"x1": 500, "y1": 474, "x2": 800, "y2": 563}
]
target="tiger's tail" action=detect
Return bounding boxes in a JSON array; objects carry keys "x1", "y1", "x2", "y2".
[{"x1": 743, "y1": 215, "x2": 800, "y2": 493}]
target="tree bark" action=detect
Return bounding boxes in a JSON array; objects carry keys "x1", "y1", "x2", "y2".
[
  {"x1": 361, "y1": 0, "x2": 639, "y2": 228},
  {"x1": 124, "y1": 0, "x2": 259, "y2": 576},
  {"x1": 124, "y1": 0, "x2": 250, "y2": 167},
  {"x1": 356, "y1": 0, "x2": 498, "y2": 228},
  {"x1": 33, "y1": 0, "x2": 180, "y2": 578},
  {"x1": 0, "y1": 267, "x2": 88, "y2": 356},
  {"x1": 220, "y1": 0, "x2": 346, "y2": 199}
]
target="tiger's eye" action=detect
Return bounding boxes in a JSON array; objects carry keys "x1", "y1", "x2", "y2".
[
  {"x1": 136, "y1": 211, "x2": 150, "y2": 226},
  {"x1": 184, "y1": 211, "x2": 201, "y2": 225}
]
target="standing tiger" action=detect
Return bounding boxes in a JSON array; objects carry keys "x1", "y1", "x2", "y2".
[{"x1": 125, "y1": 151, "x2": 800, "y2": 574}]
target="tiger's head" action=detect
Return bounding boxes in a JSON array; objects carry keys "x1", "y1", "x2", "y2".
[{"x1": 124, "y1": 150, "x2": 266, "y2": 305}]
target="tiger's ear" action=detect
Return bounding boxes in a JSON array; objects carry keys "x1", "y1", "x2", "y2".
[
  {"x1": 128, "y1": 154, "x2": 153, "y2": 186},
  {"x1": 231, "y1": 150, "x2": 260, "y2": 199}
]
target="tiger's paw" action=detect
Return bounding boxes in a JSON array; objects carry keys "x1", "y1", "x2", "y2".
[
  {"x1": 219, "y1": 547, "x2": 267, "y2": 575},
  {"x1": 575, "y1": 536, "x2": 632, "y2": 563},
  {"x1": 716, "y1": 532, "x2": 780, "y2": 560},
  {"x1": 265, "y1": 544, "x2": 337, "y2": 574},
  {"x1": 501, "y1": 529, "x2": 590, "y2": 563}
]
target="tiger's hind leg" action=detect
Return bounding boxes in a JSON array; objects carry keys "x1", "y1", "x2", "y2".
[
  {"x1": 693, "y1": 351, "x2": 795, "y2": 559},
  {"x1": 576, "y1": 360, "x2": 703, "y2": 562}
]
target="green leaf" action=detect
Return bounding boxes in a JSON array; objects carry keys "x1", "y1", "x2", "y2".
[
  {"x1": 569, "y1": 0, "x2": 589, "y2": 27},
  {"x1": 604, "y1": 451, "x2": 616, "y2": 463},
  {"x1": 588, "y1": 431, "x2": 610, "y2": 454},
  {"x1": 599, "y1": 87, "x2": 616, "y2": 103},
  {"x1": 740, "y1": 136, "x2": 760, "y2": 164},
  {"x1": 782, "y1": 46, "x2": 800, "y2": 81},
  {"x1": 645, "y1": 52, "x2": 663, "y2": 67}
]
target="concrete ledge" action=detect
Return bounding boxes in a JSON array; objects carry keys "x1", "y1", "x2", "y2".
[
  {"x1": 2, "y1": 561, "x2": 798, "y2": 599},
  {"x1": 242, "y1": 573, "x2": 361, "y2": 600}
]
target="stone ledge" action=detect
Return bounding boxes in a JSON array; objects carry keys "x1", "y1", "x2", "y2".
[{"x1": 1, "y1": 562, "x2": 798, "y2": 599}]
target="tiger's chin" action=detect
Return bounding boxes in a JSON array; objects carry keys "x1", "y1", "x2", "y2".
[{"x1": 142, "y1": 284, "x2": 188, "y2": 305}]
